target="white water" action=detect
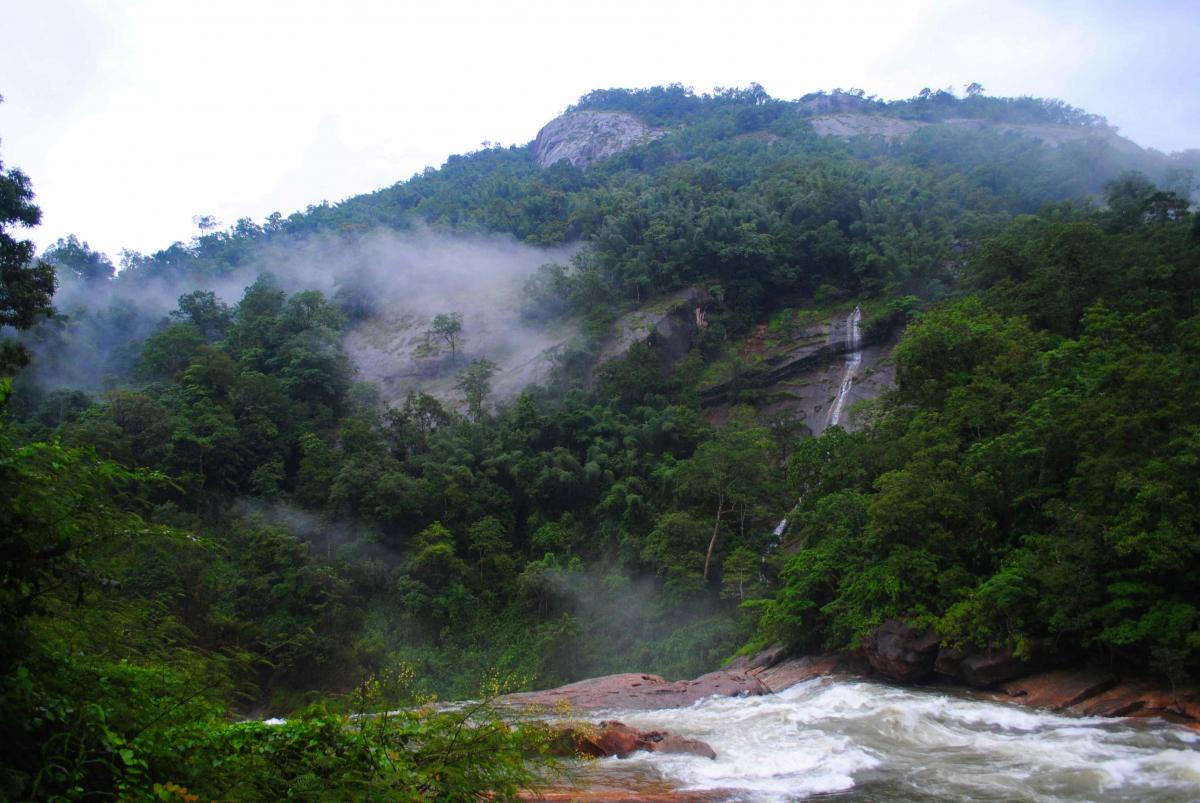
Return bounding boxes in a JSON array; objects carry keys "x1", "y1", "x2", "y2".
[
  {"x1": 580, "y1": 679, "x2": 1200, "y2": 801},
  {"x1": 827, "y1": 306, "x2": 863, "y2": 429}
]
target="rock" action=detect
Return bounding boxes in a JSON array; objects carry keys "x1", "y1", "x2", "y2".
[
  {"x1": 934, "y1": 646, "x2": 967, "y2": 679},
  {"x1": 959, "y1": 644, "x2": 1048, "y2": 688},
  {"x1": 866, "y1": 620, "x2": 940, "y2": 683},
  {"x1": 1068, "y1": 680, "x2": 1200, "y2": 722},
  {"x1": 533, "y1": 111, "x2": 665, "y2": 170},
  {"x1": 999, "y1": 668, "x2": 1118, "y2": 709},
  {"x1": 653, "y1": 732, "x2": 719, "y2": 760},
  {"x1": 697, "y1": 307, "x2": 897, "y2": 437},
  {"x1": 595, "y1": 286, "x2": 714, "y2": 371},
  {"x1": 558, "y1": 720, "x2": 716, "y2": 760},
  {"x1": 754, "y1": 654, "x2": 855, "y2": 693},
  {"x1": 502, "y1": 670, "x2": 767, "y2": 712}
]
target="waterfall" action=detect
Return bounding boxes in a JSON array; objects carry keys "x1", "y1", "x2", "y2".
[
  {"x1": 771, "y1": 307, "x2": 865, "y2": 541},
  {"x1": 827, "y1": 305, "x2": 863, "y2": 428}
]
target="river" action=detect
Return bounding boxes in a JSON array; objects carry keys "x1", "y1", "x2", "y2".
[{"x1": 569, "y1": 677, "x2": 1200, "y2": 801}]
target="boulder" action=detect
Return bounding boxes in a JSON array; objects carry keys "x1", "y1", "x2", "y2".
[
  {"x1": 502, "y1": 670, "x2": 767, "y2": 712},
  {"x1": 866, "y1": 620, "x2": 940, "y2": 683},
  {"x1": 959, "y1": 644, "x2": 1048, "y2": 688},
  {"x1": 933, "y1": 646, "x2": 967, "y2": 679},
  {"x1": 560, "y1": 720, "x2": 716, "y2": 760},
  {"x1": 753, "y1": 654, "x2": 858, "y2": 693}
]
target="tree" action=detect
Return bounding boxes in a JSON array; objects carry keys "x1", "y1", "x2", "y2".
[
  {"x1": 0, "y1": 143, "x2": 57, "y2": 372},
  {"x1": 171, "y1": 290, "x2": 233, "y2": 342},
  {"x1": 427, "y1": 312, "x2": 464, "y2": 363},
  {"x1": 456, "y1": 358, "x2": 497, "y2": 422},
  {"x1": 41, "y1": 235, "x2": 114, "y2": 283},
  {"x1": 676, "y1": 422, "x2": 772, "y2": 582}
]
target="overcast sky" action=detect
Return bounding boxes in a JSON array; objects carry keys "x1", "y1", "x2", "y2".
[{"x1": 3, "y1": 0, "x2": 1198, "y2": 261}]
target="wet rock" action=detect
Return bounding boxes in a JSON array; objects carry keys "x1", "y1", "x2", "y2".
[
  {"x1": 934, "y1": 646, "x2": 967, "y2": 679},
  {"x1": 652, "y1": 732, "x2": 718, "y2": 760},
  {"x1": 502, "y1": 670, "x2": 767, "y2": 712},
  {"x1": 558, "y1": 720, "x2": 716, "y2": 760},
  {"x1": 753, "y1": 654, "x2": 861, "y2": 693},
  {"x1": 1069, "y1": 680, "x2": 1200, "y2": 722},
  {"x1": 959, "y1": 644, "x2": 1048, "y2": 688},
  {"x1": 999, "y1": 668, "x2": 1118, "y2": 709},
  {"x1": 866, "y1": 620, "x2": 941, "y2": 683}
]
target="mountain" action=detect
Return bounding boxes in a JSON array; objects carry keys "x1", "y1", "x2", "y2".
[{"x1": 3, "y1": 84, "x2": 1199, "y2": 800}]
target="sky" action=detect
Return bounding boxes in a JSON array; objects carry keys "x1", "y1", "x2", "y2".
[{"x1": 2, "y1": 0, "x2": 1198, "y2": 261}]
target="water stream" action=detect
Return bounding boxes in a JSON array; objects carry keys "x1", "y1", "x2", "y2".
[
  {"x1": 576, "y1": 678, "x2": 1200, "y2": 801},
  {"x1": 773, "y1": 306, "x2": 866, "y2": 541},
  {"x1": 827, "y1": 305, "x2": 863, "y2": 429}
]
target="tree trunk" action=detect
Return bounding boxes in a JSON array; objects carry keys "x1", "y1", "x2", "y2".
[{"x1": 703, "y1": 493, "x2": 728, "y2": 582}]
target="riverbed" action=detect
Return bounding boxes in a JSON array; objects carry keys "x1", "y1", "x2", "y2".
[{"x1": 570, "y1": 677, "x2": 1200, "y2": 802}]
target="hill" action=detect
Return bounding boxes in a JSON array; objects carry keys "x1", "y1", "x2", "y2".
[{"x1": 2, "y1": 83, "x2": 1199, "y2": 799}]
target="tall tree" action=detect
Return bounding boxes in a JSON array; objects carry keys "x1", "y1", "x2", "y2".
[
  {"x1": 456, "y1": 358, "x2": 497, "y2": 422},
  {"x1": 676, "y1": 423, "x2": 772, "y2": 582},
  {"x1": 0, "y1": 139, "x2": 57, "y2": 372},
  {"x1": 428, "y1": 312, "x2": 464, "y2": 363}
]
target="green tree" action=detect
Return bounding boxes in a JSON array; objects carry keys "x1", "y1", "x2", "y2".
[
  {"x1": 0, "y1": 147, "x2": 56, "y2": 372},
  {"x1": 456, "y1": 358, "x2": 498, "y2": 422},
  {"x1": 675, "y1": 422, "x2": 772, "y2": 582},
  {"x1": 428, "y1": 312, "x2": 464, "y2": 363},
  {"x1": 41, "y1": 234, "x2": 114, "y2": 283}
]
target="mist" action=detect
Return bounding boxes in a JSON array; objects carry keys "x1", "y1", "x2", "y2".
[{"x1": 19, "y1": 225, "x2": 577, "y2": 409}]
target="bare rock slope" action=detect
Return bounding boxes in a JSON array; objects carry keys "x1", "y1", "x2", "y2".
[{"x1": 533, "y1": 111, "x2": 664, "y2": 169}]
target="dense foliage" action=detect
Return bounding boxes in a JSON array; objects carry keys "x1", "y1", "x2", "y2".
[
  {"x1": 3, "y1": 84, "x2": 1198, "y2": 797},
  {"x1": 759, "y1": 188, "x2": 1200, "y2": 685}
]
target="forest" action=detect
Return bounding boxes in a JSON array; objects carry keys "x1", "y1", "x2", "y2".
[{"x1": 2, "y1": 84, "x2": 1198, "y2": 799}]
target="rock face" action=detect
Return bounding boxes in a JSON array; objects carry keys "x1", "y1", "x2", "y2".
[
  {"x1": 957, "y1": 643, "x2": 1048, "y2": 688},
  {"x1": 501, "y1": 670, "x2": 767, "y2": 712},
  {"x1": 595, "y1": 286, "x2": 714, "y2": 371},
  {"x1": 865, "y1": 619, "x2": 941, "y2": 683},
  {"x1": 806, "y1": 112, "x2": 1145, "y2": 156},
  {"x1": 533, "y1": 111, "x2": 664, "y2": 170},
  {"x1": 699, "y1": 307, "x2": 896, "y2": 436},
  {"x1": 995, "y1": 669, "x2": 1200, "y2": 727}
]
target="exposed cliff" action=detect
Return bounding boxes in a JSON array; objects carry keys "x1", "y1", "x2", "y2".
[
  {"x1": 700, "y1": 307, "x2": 897, "y2": 437},
  {"x1": 808, "y1": 112, "x2": 1146, "y2": 155},
  {"x1": 533, "y1": 111, "x2": 665, "y2": 169}
]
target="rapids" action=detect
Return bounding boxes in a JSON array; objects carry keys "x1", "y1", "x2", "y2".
[{"x1": 574, "y1": 678, "x2": 1200, "y2": 802}]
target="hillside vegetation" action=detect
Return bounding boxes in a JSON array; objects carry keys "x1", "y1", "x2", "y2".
[{"x1": 1, "y1": 84, "x2": 1198, "y2": 798}]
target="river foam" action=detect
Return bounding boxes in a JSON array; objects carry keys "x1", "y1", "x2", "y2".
[{"x1": 585, "y1": 678, "x2": 1200, "y2": 801}]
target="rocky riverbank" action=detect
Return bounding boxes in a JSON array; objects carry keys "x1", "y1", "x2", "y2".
[
  {"x1": 504, "y1": 629, "x2": 1199, "y2": 731},
  {"x1": 726, "y1": 627, "x2": 1200, "y2": 729}
]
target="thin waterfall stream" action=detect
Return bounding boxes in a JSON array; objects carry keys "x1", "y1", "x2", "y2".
[
  {"x1": 827, "y1": 305, "x2": 863, "y2": 429},
  {"x1": 772, "y1": 306, "x2": 865, "y2": 541}
]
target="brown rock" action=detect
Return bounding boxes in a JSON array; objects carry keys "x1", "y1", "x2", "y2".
[
  {"x1": 866, "y1": 620, "x2": 940, "y2": 683},
  {"x1": 557, "y1": 720, "x2": 716, "y2": 760},
  {"x1": 1070, "y1": 681, "x2": 1197, "y2": 719},
  {"x1": 754, "y1": 654, "x2": 847, "y2": 693},
  {"x1": 502, "y1": 670, "x2": 766, "y2": 712},
  {"x1": 650, "y1": 732, "x2": 718, "y2": 760},
  {"x1": 999, "y1": 668, "x2": 1118, "y2": 709}
]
